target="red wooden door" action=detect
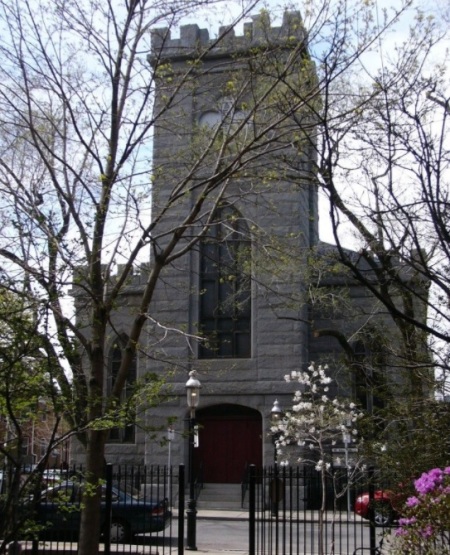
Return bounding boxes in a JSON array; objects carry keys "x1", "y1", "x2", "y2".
[{"x1": 193, "y1": 405, "x2": 262, "y2": 483}]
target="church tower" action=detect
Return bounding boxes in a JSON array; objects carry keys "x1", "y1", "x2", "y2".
[{"x1": 143, "y1": 12, "x2": 320, "y2": 481}]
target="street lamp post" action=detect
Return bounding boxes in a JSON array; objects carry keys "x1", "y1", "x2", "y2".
[
  {"x1": 270, "y1": 399, "x2": 284, "y2": 517},
  {"x1": 270, "y1": 399, "x2": 283, "y2": 464},
  {"x1": 186, "y1": 370, "x2": 201, "y2": 551},
  {"x1": 342, "y1": 418, "x2": 352, "y2": 521}
]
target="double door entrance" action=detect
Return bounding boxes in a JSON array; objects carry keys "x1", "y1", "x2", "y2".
[{"x1": 193, "y1": 404, "x2": 263, "y2": 483}]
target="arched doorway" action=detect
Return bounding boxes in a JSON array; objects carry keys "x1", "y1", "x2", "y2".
[{"x1": 193, "y1": 404, "x2": 262, "y2": 484}]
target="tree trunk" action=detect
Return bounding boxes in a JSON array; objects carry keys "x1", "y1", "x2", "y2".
[
  {"x1": 77, "y1": 429, "x2": 107, "y2": 555},
  {"x1": 319, "y1": 467, "x2": 326, "y2": 555}
]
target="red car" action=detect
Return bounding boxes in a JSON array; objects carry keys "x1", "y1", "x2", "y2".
[{"x1": 354, "y1": 489, "x2": 402, "y2": 526}]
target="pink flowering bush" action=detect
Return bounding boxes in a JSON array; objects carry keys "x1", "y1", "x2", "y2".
[{"x1": 393, "y1": 467, "x2": 450, "y2": 554}]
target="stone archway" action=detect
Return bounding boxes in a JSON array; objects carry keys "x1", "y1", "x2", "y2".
[{"x1": 193, "y1": 404, "x2": 262, "y2": 484}]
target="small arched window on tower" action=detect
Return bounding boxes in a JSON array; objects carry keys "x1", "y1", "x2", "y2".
[
  {"x1": 107, "y1": 335, "x2": 137, "y2": 443},
  {"x1": 199, "y1": 206, "x2": 251, "y2": 359},
  {"x1": 198, "y1": 101, "x2": 251, "y2": 145},
  {"x1": 199, "y1": 110, "x2": 221, "y2": 128}
]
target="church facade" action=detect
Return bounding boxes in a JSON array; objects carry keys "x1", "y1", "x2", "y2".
[{"x1": 71, "y1": 13, "x2": 404, "y2": 481}]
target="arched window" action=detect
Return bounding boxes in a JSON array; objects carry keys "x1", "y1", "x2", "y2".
[
  {"x1": 107, "y1": 335, "x2": 136, "y2": 443},
  {"x1": 353, "y1": 340, "x2": 386, "y2": 413},
  {"x1": 199, "y1": 206, "x2": 251, "y2": 358},
  {"x1": 199, "y1": 110, "x2": 221, "y2": 127},
  {"x1": 198, "y1": 102, "x2": 250, "y2": 144}
]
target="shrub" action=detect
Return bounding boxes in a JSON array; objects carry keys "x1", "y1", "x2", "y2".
[{"x1": 393, "y1": 467, "x2": 450, "y2": 554}]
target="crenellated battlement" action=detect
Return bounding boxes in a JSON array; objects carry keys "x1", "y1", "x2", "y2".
[
  {"x1": 150, "y1": 11, "x2": 306, "y2": 60},
  {"x1": 72, "y1": 264, "x2": 150, "y2": 298}
]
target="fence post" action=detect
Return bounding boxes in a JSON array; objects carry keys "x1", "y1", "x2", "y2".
[
  {"x1": 249, "y1": 465, "x2": 256, "y2": 555},
  {"x1": 274, "y1": 464, "x2": 279, "y2": 555},
  {"x1": 178, "y1": 464, "x2": 185, "y2": 555},
  {"x1": 368, "y1": 467, "x2": 376, "y2": 554},
  {"x1": 104, "y1": 463, "x2": 113, "y2": 555}
]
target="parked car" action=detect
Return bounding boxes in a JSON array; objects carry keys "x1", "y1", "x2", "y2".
[
  {"x1": 35, "y1": 480, "x2": 171, "y2": 542},
  {"x1": 354, "y1": 488, "x2": 406, "y2": 526},
  {"x1": 41, "y1": 469, "x2": 69, "y2": 487}
]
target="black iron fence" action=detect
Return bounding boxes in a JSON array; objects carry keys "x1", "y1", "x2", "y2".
[
  {"x1": 0, "y1": 464, "x2": 177, "y2": 555},
  {"x1": 247, "y1": 465, "x2": 394, "y2": 555},
  {"x1": 0, "y1": 464, "x2": 397, "y2": 555}
]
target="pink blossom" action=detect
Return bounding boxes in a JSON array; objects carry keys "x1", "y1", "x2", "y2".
[
  {"x1": 399, "y1": 516, "x2": 417, "y2": 526},
  {"x1": 414, "y1": 468, "x2": 445, "y2": 495},
  {"x1": 419, "y1": 525, "x2": 433, "y2": 539},
  {"x1": 406, "y1": 496, "x2": 420, "y2": 508}
]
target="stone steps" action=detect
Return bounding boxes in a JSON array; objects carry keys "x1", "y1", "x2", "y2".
[{"x1": 197, "y1": 483, "x2": 246, "y2": 510}]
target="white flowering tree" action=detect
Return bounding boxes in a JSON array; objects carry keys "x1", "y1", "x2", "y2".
[{"x1": 272, "y1": 363, "x2": 364, "y2": 555}]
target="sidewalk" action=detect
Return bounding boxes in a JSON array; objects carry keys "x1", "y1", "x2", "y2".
[
  {"x1": 175, "y1": 508, "x2": 366, "y2": 523},
  {"x1": 178, "y1": 509, "x2": 248, "y2": 555},
  {"x1": 194, "y1": 509, "x2": 249, "y2": 521},
  {"x1": 193, "y1": 551, "x2": 248, "y2": 555}
]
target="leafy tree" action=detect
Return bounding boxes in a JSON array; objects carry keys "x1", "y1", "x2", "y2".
[
  {"x1": 0, "y1": 0, "x2": 314, "y2": 551},
  {"x1": 0, "y1": 288, "x2": 68, "y2": 548},
  {"x1": 361, "y1": 398, "x2": 450, "y2": 485},
  {"x1": 311, "y1": 3, "x2": 450, "y2": 384}
]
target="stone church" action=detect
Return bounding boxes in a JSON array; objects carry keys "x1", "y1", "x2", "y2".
[{"x1": 72, "y1": 12, "x2": 404, "y2": 483}]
